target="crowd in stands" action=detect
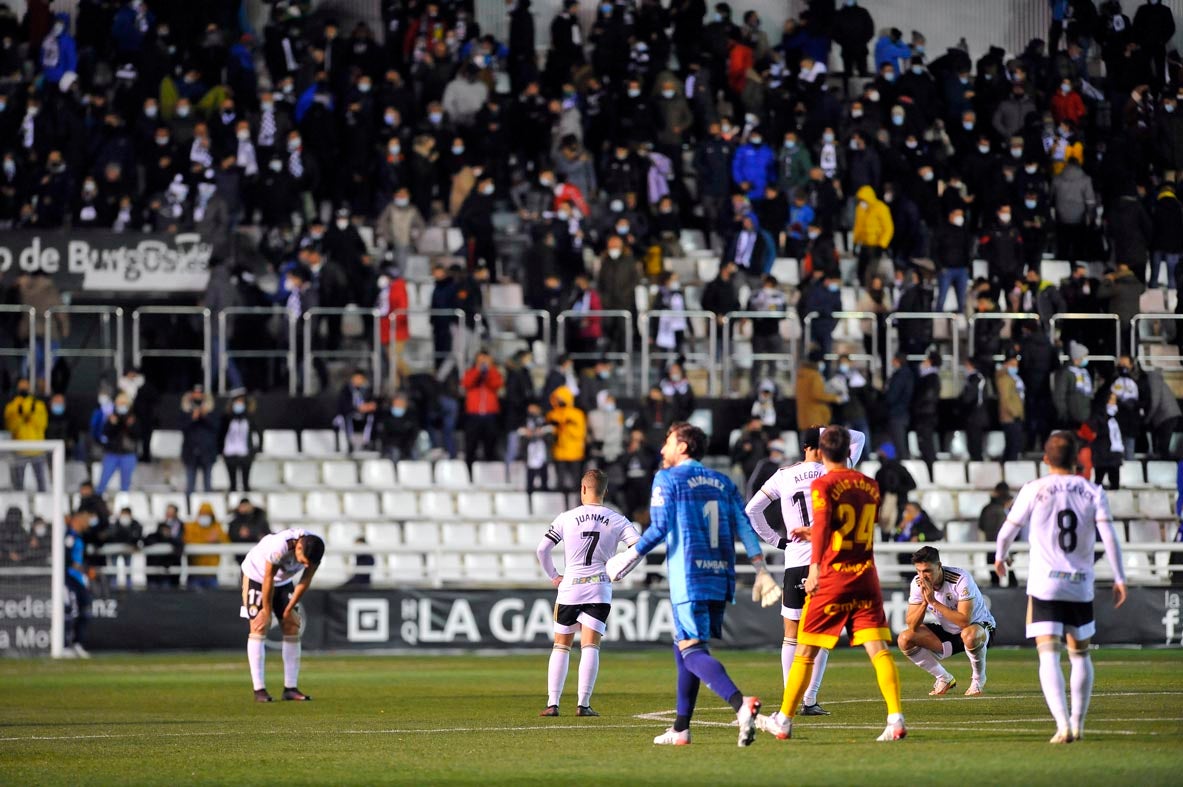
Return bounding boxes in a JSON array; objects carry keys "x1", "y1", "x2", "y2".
[{"x1": 3, "y1": 0, "x2": 1183, "y2": 585}]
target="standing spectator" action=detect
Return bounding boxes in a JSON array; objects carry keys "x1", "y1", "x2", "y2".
[
  {"x1": 996, "y1": 351, "x2": 1026, "y2": 461},
  {"x1": 566, "y1": 272, "x2": 604, "y2": 359},
  {"x1": 15, "y1": 272, "x2": 67, "y2": 391},
  {"x1": 977, "y1": 482, "x2": 1014, "y2": 587},
  {"x1": 1139, "y1": 361, "x2": 1181, "y2": 458},
  {"x1": 1108, "y1": 355, "x2": 1142, "y2": 459},
  {"x1": 502, "y1": 350, "x2": 535, "y2": 468},
  {"x1": 852, "y1": 185, "x2": 893, "y2": 284},
  {"x1": 547, "y1": 385, "x2": 586, "y2": 492},
  {"x1": 97, "y1": 392, "x2": 139, "y2": 493},
  {"x1": 376, "y1": 188, "x2": 426, "y2": 267},
  {"x1": 44, "y1": 392, "x2": 79, "y2": 462},
  {"x1": 219, "y1": 392, "x2": 260, "y2": 493},
  {"x1": 931, "y1": 207, "x2": 972, "y2": 312},
  {"x1": 1051, "y1": 150, "x2": 1097, "y2": 264},
  {"x1": 182, "y1": 501, "x2": 228, "y2": 590},
  {"x1": 1087, "y1": 395, "x2": 1125, "y2": 490},
  {"x1": 377, "y1": 264, "x2": 411, "y2": 386},
  {"x1": 800, "y1": 271, "x2": 842, "y2": 356},
  {"x1": 652, "y1": 272, "x2": 690, "y2": 358},
  {"x1": 519, "y1": 401, "x2": 554, "y2": 494},
  {"x1": 873, "y1": 443, "x2": 917, "y2": 530},
  {"x1": 4, "y1": 378, "x2": 47, "y2": 491},
  {"x1": 911, "y1": 351, "x2": 942, "y2": 471},
  {"x1": 795, "y1": 348, "x2": 839, "y2": 435},
  {"x1": 596, "y1": 236, "x2": 641, "y2": 352},
  {"x1": 1149, "y1": 181, "x2": 1183, "y2": 290},
  {"x1": 960, "y1": 358, "x2": 990, "y2": 461},
  {"x1": 1132, "y1": 0, "x2": 1175, "y2": 89},
  {"x1": 832, "y1": 355, "x2": 871, "y2": 439},
  {"x1": 588, "y1": 390, "x2": 625, "y2": 471},
  {"x1": 335, "y1": 369, "x2": 378, "y2": 454},
  {"x1": 1054, "y1": 341, "x2": 1095, "y2": 431},
  {"x1": 745, "y1": 438, "x2": 787, "y2": 502},
  {"x1": 695, "y1": 122, "x2": 734, "y2": 247},
  {"x1": 885, "y1": 353, "x2": 915, "y2": 459},
  {"x1": 462, "y1": 350, "x2": 503, "y2": 468},
  {"x1": 1019, "y1": 320, "x2": 1059, "y2": 452},
  {"x1": 1110, "y1": 190, "x2": 1153, "y2": 286},
  {"x1": 731, "y1": 129, "x2": 775, "y2": 200},
  {"x1": 1097, "y1": 260, "x2": 1145, "y2": 354},
  {"x1": 978, "y1": 204, "x2": 1025, "y2": 303},
  {"x1": 701, "y1": 260, "x2": 742, "y2": 352},
  {"x1": 659, "y1": 363, "x2": 696, "y2": 423},
  {"x1": 745, "y1": 274, "x2": 788, "y2": 389},
  {"x1": 834, "y1": 0, "x2": 876, "y2": 81},
  {"x1": 180, "y1": 385, "x2": 218, "y2": 497}
]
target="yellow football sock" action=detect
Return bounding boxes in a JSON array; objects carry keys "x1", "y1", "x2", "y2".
[
  {"x1": 779, "y1": 654, "x2": 814, "y2": 718},
  {"x1": 872, "y1": 649, "x2": 902, "y2": 716}
]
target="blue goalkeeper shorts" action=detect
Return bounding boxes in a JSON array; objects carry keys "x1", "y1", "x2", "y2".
[{"x1": 672, "y1": 600, "x2": 726, "y2": 642}]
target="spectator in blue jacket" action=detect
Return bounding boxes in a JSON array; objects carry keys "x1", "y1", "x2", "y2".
[
  {"x1": 731, "y1": 130, "x2": 776, "y2": 200},
  {"x1": 874, "y1": 27, "x2": 912, "y2": 73},
  {"x1": 38, "y1": 14, "x2": 76, "y2": 86},
  {"x1": 885, "y1": 352, "x2": 915, "y2": 459},
  {"x1": 112, "y1": 0, "x2": 154, "y2": 62},
  {"x1": 801, "y1": 270, "x2": 843, "y2": 356}
]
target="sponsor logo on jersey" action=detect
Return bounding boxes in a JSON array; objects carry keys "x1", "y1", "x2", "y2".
[
  {"x1": 650, "y1": 486, "x2": 665, "y2": 507},
  {"x1": 831, "y1": 559, "x2": 874, "y2": 575},
  {"x1": 821, "y1": 597, "x2": 879, "y2": 615},
  {"x1": 694, "y1": 559, "x2": 728, "y2": 571}
]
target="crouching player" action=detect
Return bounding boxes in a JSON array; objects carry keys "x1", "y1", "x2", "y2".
[
  {"x1": 241, "y1": 528, "x2": 324, "y2": 702},
  {"x1": 899, "y1": 546, "x2": 996, "y2": 696},
  {"x1": 536, "y1": 469, "x2": 640, "y2": 717}
]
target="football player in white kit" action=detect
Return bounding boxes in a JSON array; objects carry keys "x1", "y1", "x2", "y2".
[
  {"x1": 898, "y1": 545, "x2": 996, "y2": 696},
  {"x1": 744, "y1": 426, "x2": 866, "y2": 716},
  {"x1": 536, "y1": 468, "x2": 640, "y2": 717},
  {"x1": 995, "y1": 432, "x2": 1127, "y2": 743},
  {"x1": 240, "y1": 528, "x2": 325, "y2": 702}
]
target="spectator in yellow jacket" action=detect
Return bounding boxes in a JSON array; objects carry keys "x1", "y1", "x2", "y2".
[
  {"x1": 852, "y1": 184, "x2": 894, "y2": 284},
  {"x1": 183, "y1": 501, "x2": 229, "y2": 590},
  {"x1": 547, "y1": 385, "x2": 586, "y2": 493},
  {"x1": 3, "y1": 377, "x2": 48, "y2": 491}
]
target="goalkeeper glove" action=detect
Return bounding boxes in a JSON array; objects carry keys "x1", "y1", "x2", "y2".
[
  {"x1": 606, "y1": 546, "x2": 643, "y2": 581},
  {"x1": 752, "y1": 569, "x2": 782, "y2": 608}
]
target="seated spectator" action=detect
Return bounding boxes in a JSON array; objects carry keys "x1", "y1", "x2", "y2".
[
  {"x1": 336, "y1": 370, "x2": 378, "y2": 454},
  {"x1": 227, "y1": 497, "x2": 271, "y2": 562},
  {"x1": 621, "y1": 428, "x2": 659, "y2": 522},
  {"x1": 219, "y1": 392, "x2": 261, "y2": 493},
  {"x1": 750, "y1": 379, "x2": 779, "y2": 433},
  {"x1": 519, "y1": 400, "x2": 555, "y2": 494},
  {"x1": 588, "y1": 390, "x2": 625, "y2": 469},
  {"x1": 103, "y1": 506, "x2": 144, "y2": 590},
  {"x1": 659, "y1": 362, "x2": 696, "y2": 423},
  {"x1": 977, "y1": 482, "x2": 1015, "y2": 587},
  {"x1": 344, "y1": 536, "x2": 376, "y2": 586},
  {"x1": 375, "y1": 393, "x2": 421, "y2": 462},
  {"x1": 1086, "y1": 394, "x2": 1124, "y2": 490},
  {"x1": 181, "y1": 385, "x2": 218, "y2": 495},
  {"x1": 143, "y1": 519, "x2": 183, "y2": 590},
  {"x1": 889, "y1": 500, "x2": 942, "y2": 578},
  {"x1": 731, "y1": 417, "x2": 769, "y2": 482},
  {"x1": 1, "y1": 506, "x2": 24, "y2": 564},
  {"x1": 97, "y1": 392, "x2": 140, "y2": 493},
  {"x1": 182, "y1": 502, "x2": 229, "y2": 590}
]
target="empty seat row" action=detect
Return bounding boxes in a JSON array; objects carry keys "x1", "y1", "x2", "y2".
[
  {"x1": 150, "y1": 429, "x2": 344, "y2": 460},
  {"x1": 912, "y1": 487, "x2": 1178, "y2": 527},
  {"x1": 864, "y1": 460, "x2": 1180, "y2": 492}
]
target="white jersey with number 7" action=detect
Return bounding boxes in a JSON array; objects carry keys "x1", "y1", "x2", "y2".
[{"x1": 538, "y1": 505, "x2": 640, "y2": 605}]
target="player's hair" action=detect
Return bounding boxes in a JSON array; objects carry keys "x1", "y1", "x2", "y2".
[
  {"x1": 667, "y1": 422, "x2": 706, "y2": 460},
  {"x1": 298, "y1": 534, "x2": 325, "y2": 566},
  {"x1": 818, "y1": 425, "x2": 851, "y2": 464},
  {"x1": 582, "y1": 468, "x2": 608, "y2": 498},
  {"x1": 911, "y1": 545, "x2": 941, "y2": 565},
  {"x1": 1044, "y1": 430, "x2": 1078, "y2": 470}
]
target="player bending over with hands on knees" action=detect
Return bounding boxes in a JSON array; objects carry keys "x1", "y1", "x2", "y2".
[
  {"x1": 536, "y1": 468, "x2": 640, "y2": 717},
  {"x1": 606, "y1": 422, "x2": 778, "y2": 747},
  {"x1": 995, "y1": 431, "x2": 1126, "y2": 744},
  {"x1": 745, "y1": 426, "x2": 867, "y2": 715},
  {"x1": 757, "y1": 426, "x2": 906, "y2": 743},
  {"x1": 899, "y1": 545, "x2": 996, "y2": 696},
  {"x1": 241, "y1": 529, "x2": 324, "y2": 702}
]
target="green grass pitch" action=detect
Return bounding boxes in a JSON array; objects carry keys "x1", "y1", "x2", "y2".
[{"x1": 1, "y1": 648, "x2": 1180, "y2": 785}]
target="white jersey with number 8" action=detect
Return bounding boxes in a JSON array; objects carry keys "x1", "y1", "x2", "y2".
[
  {"x1": 539, "y1": 505, "x2": 640, "y2": 605},
  {"x1": 999, "y1": 474, "x2": 1123, "y2": 603}
]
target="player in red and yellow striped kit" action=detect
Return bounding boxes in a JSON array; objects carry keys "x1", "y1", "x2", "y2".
[{"x1": 757, "y1": 426, "x2": 906, "y2": 742}]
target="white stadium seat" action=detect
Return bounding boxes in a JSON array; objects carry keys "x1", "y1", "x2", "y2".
[
  {"x1": 442, "y1": 522, "x2": 477, "y2": 546},
  {"x1": 301, "y1": 429, "x2": 339, "y2": 457},
  {"x1": 148, "y1": 430, "x2": 183, "y2": 460},
  {"x1": 249, "y1": 460, "x2": 282, "y2": 490},
  {"x1": 859, "y1": 460, "x2": 880, "y2": 479},
  {"x1": 364, "y1": 523, "x2": 402, "y2": 547},
  {"x1": 955, "y1": 491, "x2": 991, "y2": 522},
  {"x1": 507, "y1": 462, "x2": 528, "y2": 489},
  {"x1": 503, "y1": 553, "x2": 545, "y2": 582},
  {"x1": 327, "y1": 522, "x2": 364, "y2": 547},
  {"x1": 1003, "y1": 461, "x2": 1038, "y2": 487},
  {"x1": 901, "y1": 460, "x2": 931, "y2": 489},
  {"x1": 531, "y1": 492, "x2": 567, "y2": 518},
  {"x1": 111, "y1": 491, "x2": 151, "y2": 523},
  {"x1": 434, "y1": 459, "x2": 471, "y2": 488},
  {"x1": 931, "y1": 461, "x2": 967, "y2": 488},
  {"x1": 967, "y1": 462, "x2": 1003, "y2": 489},
  {"x1": 479, "y1": 522, "x2": 515, "y2": 546},
  {"x1": 0, "y1": 492, "x2": 30, "y2": 518},
  {"x1": 418, "y1": 491, "x2": 457, "y2": 519},
  {"x1": 946, "y1": 431, "x2": 968, "y2": 459},
  {"x1": 472, "y1": 461, "x2": 507, "y2": 488},
  {"x1": 403, "y1": 521, "x2": 441, "y2": 546},
  {"x1": 430, "y1": 552, "x2": 464, "y2": 582},
  {"x1": 321, "y1": 460, "x2": 359, "y2": 488},
  {"x1": 1119, "y1": 462, "x2": 1148, "y2": 489},
  {"x1": 283, "y1": 461, "x2": 322, "y2": 489},
  {"x1": 381, "y1": 490, "x2": 419, "y2": 518},
  {"x1": 516, "y1": 522, "x2": 543, "y2": 544},
  {"x1": 494, "y1": 492, "x2": 531, "y2": 519},
  {"x1": 150, "y1": 493, "x2": 184, "y2": 522},
  {"x1": 944, "y1": 521, "x2": 974, "y2": 543},
  {"x1": 396, "y1": 460, "x2": 434, "y2": 488},
  {"x1": 1137, "y1": 491, "x2": 1175, "y2": 519},
  {"x1": 1106, "y1": 489, "x2": 1136, "y2": 519},
  {"x1": 304, "y1": 491, "x2": 342, "y2": 520},
  {"x1": 261, "y1": 430, "x2": 300, "y2": 457},
  {"x1": 388, "y1": 553, "x2": 425, "y2": 581},
  {"x1": 984, "y1": 431, "x2": 1005, "y2": 460},
  {"x1": 464, "y1": 554, "x2": 501, "y2": 581},
  {"x1": 313, "y1": 554, "x2": 349, "y2": 585},
  {"x1": 342, "y1": 491, "x2": 381, "y2": 519},
  {"x1": 361, "y1": 459, "x2": 397, "y2": 488},
  {"x1": 455, "y1": 491, "x2": 493, "y2": 519},
  {"x1": 267, "y1": 492, "x2": 304, "y2": 521},
  {"x1": 1127, "y1": 520, "x2": 1165, "y2": 543},
  {"x1": 920, "y1": 491, "x2": 956, "y2": 524},
  {"x1": 1146, "y1": 461, "x2": 1177, "y2": 489}
]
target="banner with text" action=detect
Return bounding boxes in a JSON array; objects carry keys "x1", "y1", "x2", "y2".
[
  {"x1": 0, "y1": 230, "x2": 211, "y2": 292},
  {"x1": 50, "y1": 586, "x2": 1183, "y2": 654}
]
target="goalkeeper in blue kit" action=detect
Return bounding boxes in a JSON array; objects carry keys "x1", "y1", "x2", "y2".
[{"x1": 607, "y1": 423, "x2": 781, "y2": 746}]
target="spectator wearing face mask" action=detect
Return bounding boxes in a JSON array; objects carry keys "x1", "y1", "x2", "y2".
[
  {"x1": 996, "y1": 350, "x2": 1026, "y2": 461},
  {"x1": 731, "y1": 129, "x2": 775, "y2": 200},
  {"x1": 852, "y1": 184, "x2": 893, "y2": 285},
  {"x1": 1054, "y1": 340, "x2": 1095, "y2": 431},
  {"x1": 219, "y1": 393, "x2": 261, "y2": 492},
  {"x1": 375, "y1": 392, "x2": 421, "y2": 462},
  {"x1": 588, "y1": 390, "x2": 625, "y2": 468},
  {"x1": 931, "y1": 207, "x2": 972, "y2": 312},
  {"x1": 800, "y1": 270, "x2": 843, "y2": 356},
  {"x1": 1108, "y1": 355, "x2": 1142, "y2": 459},
  {"x1": 96, "y1": 392, "x2": 140, "y2": 492},
  {"x1": 227, "y1": 497, "x2": 271, "y2": 556},
  {"x1": 181, "y1": 385, "x2": 218, "y2": 496},
  {"x1": 458, "y1": 177, "x2": 499, "y2": 274},
  {"x1": 183, "y1": 501, "x2": 229, "y2": 590},
  {"x1": 4, "y1": 377, "x2": 48, "y2": 491},
  {"x1": 547, "y1": 385, "x2": 586, "y2": 492}
]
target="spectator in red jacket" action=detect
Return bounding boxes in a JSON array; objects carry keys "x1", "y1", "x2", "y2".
[
  {"x1": 566, "y1": 272, "x2": 603, "y2": 364},
  {"x1": 1050, "y1": 79, "x2": 1087, "y2": 128},
  {"x1": 461, "y1": 350, "x2": 503, "y2": 468},
  {"x1": 378, "y1": 265, "x2": 410, "y2": 386}
]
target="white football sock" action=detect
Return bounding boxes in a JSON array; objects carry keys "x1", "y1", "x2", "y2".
[
  {"x1": 577, "y1": 644, "x2": 600, "y2": 707},
  {"x1": 967, "y1": 643, "x2": 987, "y2": 685},
  {"x1": 781, "y1": 637, "x2": 797, "y2": 686},
  {"x1": 282, "y1": 636, "x2": 301, "y2": 688},
  {"x1": 903, "y1": 646, "x2": 952, "y2": 680},
  {"x1": 548, "y1": 644, "x2": 571, "y2": 707},
  {"x1": 803, "y1": 647, "x2": 829, "y2": 706},
  {"x1": 938, "y1": 641, "x2": 954, "y2": 660},
  {"x1": 1068, "y1": 646, "x2": 1093, "y2": 734},
  {"x1": 247, "y1": 635, "x2": 266, "y2": 691},
  {"x1": 1037, "y1": 642, "x2": 1070, "y2": 731}
]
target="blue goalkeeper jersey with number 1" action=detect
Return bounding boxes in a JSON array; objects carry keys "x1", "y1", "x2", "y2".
[{"x1": 635, "y1": 459, "x2": 764, "y2": 604}]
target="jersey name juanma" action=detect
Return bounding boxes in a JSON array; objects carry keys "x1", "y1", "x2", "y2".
[{"x1": 542, "y1": 505, "x2": 639, "y2": 605}]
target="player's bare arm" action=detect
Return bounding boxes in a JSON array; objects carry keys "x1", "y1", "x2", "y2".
[
  {"x1": 284, "y1": 564, "x2": 317, "y2": 620},
  {"x1": 251, "y1": 562, "x2": 277, "y2": 636},
  {"x1": 904, "y1": 595, "x2": 926, "y2": 632}
]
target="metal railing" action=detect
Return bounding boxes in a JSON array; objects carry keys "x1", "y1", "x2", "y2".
[
  {"x1": 474, "y1": 308, "x2": 552, "y2": 359},
  {"x1": 218, "y1": 306, "x2": 298, "y2": 395},
  {"x1": 802, "y1": 310, "x2": 880, "y2": 374},
  {"x1": 641, "y1": 309, "x2": 718, "y2": 395},
  {"x1": 44, "y1": 305, "x2": 123, "y2": 382},
  {"x1": 302, "y1": 307, "x2": 381, "y2": 395},
  {"x1": 132, "y1": 307, "x2": 211, "y2": 393},
  {"x1": 0, "y1": 305, "x2": 36, "y2": 388},
  {"x1": 555, "y1": 309, "x2": 634, "y2": 395},
  {"x1": 1130, "y1": 313, "x2": 1183, "y2": 368},
  {"x1": 390, "y1": 308, "x2": 467, "y2": 375},
  {"x1": 720, "y1": 310, "x2": 796, "y2": 394},
  {"x1": 886, "y1": 312, "x2": 963, "y2": 382},
  {"x1": 967, "y1": 312, "x2": 1040, "y2": 362},
  {"x1": 1050, "y1": 312, "x2": 1122, "y2": 363}
]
